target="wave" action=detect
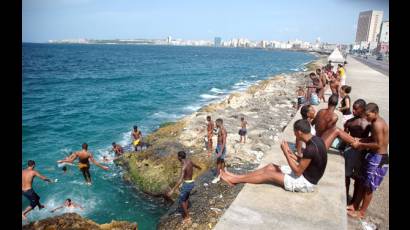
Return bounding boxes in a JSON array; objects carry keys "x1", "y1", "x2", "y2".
[
  {"x1": 200, "y1": 94, "x2": 220, "y2": 100},
  {"x1": 209, "y1": 87, "x2": 224, "y2": 94},
  {"x1": 249, "y1": 75, "x2": 257, "y2": 78},
  {"x1": 153, "y1": 111, "x2": 183, "y2": 120},
  {"x1": 183, "y1": 104, "x2": 202, "y2": 112}
]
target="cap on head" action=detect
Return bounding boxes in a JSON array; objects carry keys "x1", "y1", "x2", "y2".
[
  {"x1": 82, "y1": 143, "x2": 88, "y2": 150},
  {"x1": 28, "y1": 160, "x2": 35, "y2": 167},
  {"x1": 177, "y1": 151, "x2": 186, "y2": 159}
]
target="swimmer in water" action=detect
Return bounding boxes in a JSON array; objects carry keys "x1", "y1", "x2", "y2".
[{"x1": 50, "y1": 198, "x2": 84, "y2": 213}]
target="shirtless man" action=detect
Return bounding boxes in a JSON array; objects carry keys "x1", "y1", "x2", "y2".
[
  {"x1": 312, "y1": 95, "x2": 355, "y2": 150},
  {"x1": 206, "y1": 116, "x2": 215, "y2": 157},
  {"x1": 343, "y1": 99, "x2": 371, "y2": 204},
  {"x1": 329, "y1": 72, "x2": 341, "y2": 97},
  {"x1": 166, "y1": 151, "x2": 202, "y2": 225},
  {"x1": 57, "y1": 143, "x2": 109, "y2": 185},
  {"x1": 50, "y1": 198, "x2": 84, "y2": 213},
  {"x1": 306, "y1": 72, "x2": 322, "y2": 104},
  {"x1": 111, "y1": 142, "x2": 124, "y2": 157},
  {"x1": 348, "y1": 103, "x2": 389, "y2": 219},
  {"x1": 22, "y1": 160, "x2": 52, "y2": 220},
  {"x1": 239, "y1": 117, "x2": 248, "y2": 144},
  {"x1": 316, "y1": 68, "x2": 327, "y2": 102},
  {"x1": 220, "y1": 119, "x2": 327, "y2": 193},
  {"x1": 132, "y1": 126, "x2": 143, "y2": 151},
  {"x1": 212, "y1": 118, "x2": 227, "y2": 183}
]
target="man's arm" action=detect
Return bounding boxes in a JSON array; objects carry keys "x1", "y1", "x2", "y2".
[
  {"x1": 167, "y1": 166, "x2": 185, "y2": 196},
  {"x1": 89, "y1": 154, "x2": 109, "y2": 170},
  {"x1": 58, "y1": 153, "x2": 77, "y2": 163},
  {"x1": 73, "y1": 203, "x2": 84, "y2": 210},
  {"x1": 192, "y1": 162, "x2": 202, "y2": 170},
  {"x1": 281, "y1": 141, "x2": 310, "y2": 176},
  {"x1": 35, "y1": 171, "x2": 52, "y2": 183},
  {"x1": 50, "y1": 206, "x2": 64, "y2": 213},
  {"x1": 354, "y1": 123, "x2": 383, "y2": 151}
]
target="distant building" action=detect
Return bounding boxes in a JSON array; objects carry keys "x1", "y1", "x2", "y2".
[
  {"x1": 167, "y1": 36, "x2": 172, "y2": 44},
  {"x1": 376, "y1": 42, "x2": 389, "y2": 54},
  {"x1": 379, "y1": 21, "x2": 389, "y2": 43},
  {"x1": 214, "y1": 37, "x2": 222, "y2": 47},
  {"x1": 355, "y1": 10, "x2": 383, "y2": 43}
]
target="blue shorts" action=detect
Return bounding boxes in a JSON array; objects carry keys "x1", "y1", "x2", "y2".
[
  {"x1": 362, "y1": 153, "x2": 389, "y2": 192},
  {"x1": 178, "y1": 182, "x2": 195, "y2": 204},
  {"x1": 215, "y1": 144, "x2": 227, "y2": 161}
]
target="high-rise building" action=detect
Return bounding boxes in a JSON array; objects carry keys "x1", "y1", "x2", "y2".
[
  {"x1": 214, "y1": 37, "x2": 222, "y2": 47},
  {"x1": 167, "y1": 36, "x2": 172, "y2": 44},
  {"x1": 355, "y1": 10, "x2": 383, "y2": 43},
  {"x1": 379, "y1": 21, "x2": 389, "y2": 43}
]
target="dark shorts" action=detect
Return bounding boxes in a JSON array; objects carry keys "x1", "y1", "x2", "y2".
[
  {"x1": 362, "y1": 153, "x2": 389, "y2": 192},
  {"x1": 178, "y1": 182, "x2": 195, "y2": 204},
  {"x1": 297, "y1": 97, "x2": 305, "y2": 105},
  {"x1": 22, "y1": 189, "x2": 41, "y2": 209},
  {"x1": 215, "y1": 144, "x2": 227, "y2": 162},
  {"x1": 238, "y1": 128, "x2": 247, "y2": 136}
]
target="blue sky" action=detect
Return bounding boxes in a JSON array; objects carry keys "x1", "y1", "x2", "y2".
[{"x1": 22, "y1": 0, "x2": 389, "y2": 44}]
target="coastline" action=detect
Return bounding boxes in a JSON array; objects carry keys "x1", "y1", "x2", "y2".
[{"x1": 116, "y1": 54, "x2": 327, "y2": 229}]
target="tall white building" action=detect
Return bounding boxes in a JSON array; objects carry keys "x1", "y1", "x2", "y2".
[
  {"x1": 379, "y1": 21, "x2": 389, "y2": 43},
  {"x1": 355, "y1": 10, "x2": 383, "y2": 43}
]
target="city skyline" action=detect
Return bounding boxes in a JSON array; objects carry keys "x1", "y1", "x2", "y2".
[{"x1": 23, "y1": 0, "x2": 389, "y2": 44}]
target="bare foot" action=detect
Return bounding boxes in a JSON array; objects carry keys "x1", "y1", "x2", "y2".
[
  {"x1": 347, "y1": 210, "x2": 364, "y2": 219},
  {"x1": 220, "y1": 170, "x2": 235, "y2": 187},
  {"x1": 346, "y1": 205, "x2": 355, "y2": 212},
  {"x1": 182, "y1": 217, "x2": 192, "y2": 225}
]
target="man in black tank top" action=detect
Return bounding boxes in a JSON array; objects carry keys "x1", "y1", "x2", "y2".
[{"x1": 220, "y1": 119, "x2": 328, "y2": 192}]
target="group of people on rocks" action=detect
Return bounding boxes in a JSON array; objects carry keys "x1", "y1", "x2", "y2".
[{"x1": 23, "y1": 60, "x2": 388, "y2": 225}]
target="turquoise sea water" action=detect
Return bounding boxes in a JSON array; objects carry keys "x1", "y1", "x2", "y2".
[{"x1": 22, "y1": 43, "x2": 315, "y2": 228}]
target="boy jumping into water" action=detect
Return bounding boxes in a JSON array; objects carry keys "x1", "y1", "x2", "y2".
[
  {"x1": 22, "y1": 160, "x2": 53, "y2": 221},
  {"x1": 57, "y1": 143, "x2": 109, "y2": 185},
  {"x1": 166, "y1": 151, "x2": 202, "y2": 225},
  {"x1": 212, "y1": 118, "x2": 227, "y2": 184}
]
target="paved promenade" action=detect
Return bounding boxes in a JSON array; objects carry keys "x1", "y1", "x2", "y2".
[{"x1": 214, "y1": 56, "x2": 389, "y2": 230}]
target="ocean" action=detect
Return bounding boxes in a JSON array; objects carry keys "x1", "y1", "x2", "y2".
[{"x1": 22, "y1": 43, "x2": 315, "y2": 228}]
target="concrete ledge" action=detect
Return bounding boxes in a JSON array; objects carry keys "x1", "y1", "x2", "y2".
[{"x1": 215, "y1": 100, "x2": 347, "y2": 230}]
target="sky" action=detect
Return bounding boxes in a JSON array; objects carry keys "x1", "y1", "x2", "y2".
[{"x1": 22, "y1": 0, "x2": 389, "y2": 44}]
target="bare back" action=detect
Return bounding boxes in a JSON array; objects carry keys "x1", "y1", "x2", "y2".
[
  {"x1": 241, "y1": 120, "x2": 247, "y2": 129},
  {"x1": 22, "y1": 169, "x2": 36, "y2": 191},
  {"x1": 207, "y1": 121, "x2": 214, "y2": 135},
  {"x1": 314, "y1": 108, "x2": 338, "y2": 137},
  {"x1": 76, "y1": 150, "x2": 91, "y2": 164},
  {"x1": 182, "y1": 160, "x2": 194, "y2": 180}
]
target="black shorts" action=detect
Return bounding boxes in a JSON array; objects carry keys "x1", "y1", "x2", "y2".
[{"x1": 23, "y1": 189, "x2": 41, "y2": 209}]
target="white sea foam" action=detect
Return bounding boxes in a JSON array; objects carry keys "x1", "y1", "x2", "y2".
[
  {"x1": 249, "y1": 75, "x2": 257, "y2": 78},
  {"x1": 183, "y1": 105, "x2": 202, "y2": 112},
  {"x1": 153, "y1": 111, "x2": 183, "y2": 120},
  {"x1": 209, "y1": 87, "x2": 224, "y2": 94},
  {"x1": 200, "y1": 94, "x2": 220, "y2": 100}
]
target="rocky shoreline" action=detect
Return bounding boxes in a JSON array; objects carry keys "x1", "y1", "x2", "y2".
[{"x1": 116, "y1": 55, "x2": 327, "y2": 229}]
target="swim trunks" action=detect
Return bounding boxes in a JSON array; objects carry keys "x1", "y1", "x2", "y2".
[
  {"x1": 78, "y1": 162, "x2": 89, "y2": 170},
  {"x1": 178, "y1": 181, "x2": 195, "y2": 204},
  {"x1": 22, "y1": 188, "x2": 41, "y2": 208},
  {"x1": 362, "y1": 153, "x2": 389, "y2": 191},
  {"x1": 215, "y1": 144, "x2": 227, "y2": 161},
  {"x1": 238, "y1": 128, "x2": 247, "y2": 136},
  {"x1": 344, "y1": 147, "x2": 363, "y2": 178},
  {"x1": 133, "y1": 139, "x2": 140, "y2": 146},
  {"x1": 297, "y1": 96, "x2": 305, "y2": 105}
]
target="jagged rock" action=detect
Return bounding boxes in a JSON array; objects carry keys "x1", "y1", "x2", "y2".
[{"x1": 22, "y1": 213, "x2": 137, "y2": 230}]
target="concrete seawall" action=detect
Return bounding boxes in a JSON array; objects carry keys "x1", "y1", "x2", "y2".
[{"x1": 215, "y1": 55, "x2": 389, "y2": 229}]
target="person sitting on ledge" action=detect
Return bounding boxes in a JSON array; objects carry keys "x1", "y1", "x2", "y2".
[
  {"x1": 220, "y1": 119, "x2": 327, "y2": 193},
  {"x1": 294, "y1": 104, "x2": 316, "y2": 160},
  {"x1": 312, "y1": 94, "x2": 356, "y2": 150}
]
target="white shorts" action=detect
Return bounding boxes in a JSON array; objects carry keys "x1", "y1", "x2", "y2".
[{"x1": 280, "y1": 165, "x2": 315, "y2": 193}]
